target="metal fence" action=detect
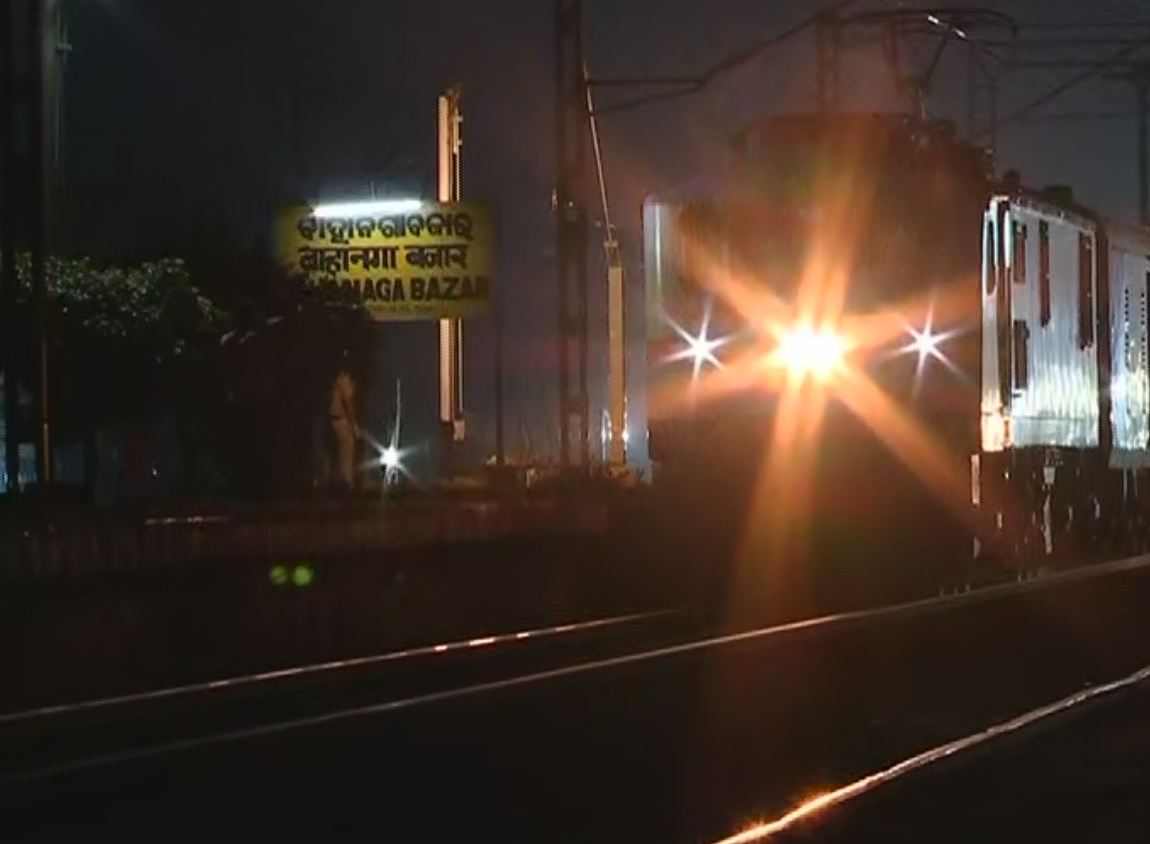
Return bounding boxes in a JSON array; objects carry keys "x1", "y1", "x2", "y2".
[{"x1": 0, "y1": 500, "x2": 610, "y2": 582}]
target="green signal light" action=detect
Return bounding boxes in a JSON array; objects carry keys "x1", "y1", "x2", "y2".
[
  {"x1": 269, "y1": 565, "x2": 288, "y2": 586},
  {"x1": 292, "y1": 564, "x2": 315, "y2": 587}
]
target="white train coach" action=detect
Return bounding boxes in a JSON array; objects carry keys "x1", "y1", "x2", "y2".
[{"x1": 979, "y1": 187, "x2": 1150, "y2": 560}]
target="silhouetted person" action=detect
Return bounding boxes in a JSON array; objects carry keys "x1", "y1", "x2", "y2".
[{"x1": 328, "y1": 353, "x2": 359, "y2": 495}]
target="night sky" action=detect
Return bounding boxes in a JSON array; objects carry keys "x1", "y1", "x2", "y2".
[{"x1": 63, "y1": 0, "x2": 1150, "y2": 468}]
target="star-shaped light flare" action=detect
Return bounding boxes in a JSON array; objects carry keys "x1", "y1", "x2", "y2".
[{"x1": 664, "y1": 299, "x2": 732, "y2": 384}]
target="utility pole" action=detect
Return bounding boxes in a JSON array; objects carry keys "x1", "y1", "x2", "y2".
[
  {"x1": 31, "y1": 0, "x2": 53, "y2": 488},
  {"x1": 1, "y1": 0, "x2": 58, "y2": 494},
  {"x1": 1139, "y1": 68, "x2": 1149, "y2": 225},
  {"x1": 555, "y1": 0, "x2": 590, "y2": 470},
  {"x1": 437, "y1": 86, "x2": 465, "y2": 474},
  {"x1": 966, "y1": 40, "x2": 977, "y2": 139},
  {"x1": 51, "y1": 7, "x2": 69, "y2": 173},
  {"x1": 1124, "y1": 63, "x2": 1150, "y2": 225},
  {"x1": 1081, "y1": 59, "x2": 1149, "y2": 223},
  {"x1": 0, "y1": 0, "x2": 19, "y2": 493}
]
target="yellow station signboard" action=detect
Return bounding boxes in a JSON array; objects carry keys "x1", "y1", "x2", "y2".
[{"x1": 278, "y1": 200, "x2": 494, "y2": 321}]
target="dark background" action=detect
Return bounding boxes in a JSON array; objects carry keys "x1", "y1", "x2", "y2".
[{"x1": 59, "y1": 0, "x2": 1149, "y2": 470}]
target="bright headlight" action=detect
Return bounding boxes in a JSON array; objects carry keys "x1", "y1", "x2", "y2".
[{"x1": 777, "y1": 326, "x2": 846, "y2": 379}]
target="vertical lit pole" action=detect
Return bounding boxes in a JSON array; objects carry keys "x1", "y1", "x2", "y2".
[
  {"x1": 437, "y1": 86, "x2": 464, "y2": 471},
  {"x1": 583, "y1": 63, "x2": 625, "y2": 467},
  {"x1": 606, "y1": 238, "x2": 625, "y2": 465}
]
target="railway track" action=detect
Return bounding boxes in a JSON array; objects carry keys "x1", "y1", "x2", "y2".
[
  {"x1": 742, "y1": 666, "x2": 1150, "y2": 843},
  {"x1": 7, "y1": 553, "x2": 1150, "y2": 842},
  {"x1": 5, "y1": 554, "x2": 1147, "y2": 783},
  {"x1": 712, "y1": 661, "x2": 1150, "y2": 843},
  {"x1": 0, "y1": 606, "x2": 692, "y2": 784}
]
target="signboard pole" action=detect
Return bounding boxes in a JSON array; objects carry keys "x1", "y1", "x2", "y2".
[{"x1": 437, "y1": 87, "x2": 465, "y2": 471}]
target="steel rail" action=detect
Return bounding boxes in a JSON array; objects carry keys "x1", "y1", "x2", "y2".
[
  {"x1": 712, "y1": 663, "x2": 1150, "y2": 843},
  {"x1": 0, "y1": 608, "x2": 678, "y2": 728},
  {"x1": 5, "y1": 553, "x2": 1150, "y2": 787}
]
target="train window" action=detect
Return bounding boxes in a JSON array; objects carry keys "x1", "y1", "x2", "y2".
[
  {"x1": 984, "y1": 218, "x2": 995, "y2": 295},
  {"x1": 1012, "y1": 221, "x2": 1027, "y2": 285},
  {"x1": 1039, "y1": 221, "x2": 1051, "y2": 326},
  {"x1": 1078, "y1": 232, "x2": 1094, "y2": 349},
  {"x1": 1143, "y1": 275, "x2": 1149, "y2": 372},
  {"x1": 1013, "y1": 319, "x2": 1029, "y2": 392},
  {"x1": 1124, "y1": 288, "x2": 1132, "y2": 365}
]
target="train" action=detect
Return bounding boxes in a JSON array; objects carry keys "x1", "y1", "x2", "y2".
[
  {"x1": 641, "y1": 112, "x2": 1150, "y2": 606},
  {"x1": 979, "y1": 186, "x2": 1150, "y2": 563}
]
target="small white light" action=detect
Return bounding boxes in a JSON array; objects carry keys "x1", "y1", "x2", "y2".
[
  {"x1": 904, "y1": 310, "x2": 954, "y2": 369},
  {"x1": 665, "y1": 301, "x2": 730, "y2": 382},
  {"x1": 688, "y1": 334, "x2": 723, "y2": 371},
  {"x1": 910, "y1": 326, "x2": 941, "y2": 359},
  {"x1": 898, "y1": 307, "x2": 963, "y2": 388},
  {"x1": 312, "y1": 198, "x2": 424, "y2": 219},
  {"x1": 380, "y1": 446, "x2": 401, "y2": 469}
]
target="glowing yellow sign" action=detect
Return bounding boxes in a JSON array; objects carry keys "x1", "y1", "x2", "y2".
[{"x1": 278, "y1": 200, "x2": 494, "y2": 321}]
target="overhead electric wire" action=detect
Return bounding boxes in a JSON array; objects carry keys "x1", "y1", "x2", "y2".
[
  {"x1": 582, "y1": 59, "x2": 613, "y2": 235},
  {"x1": 984, "y1": 37, "x2": 1150, "y2": 48},
  {"x1": 592, "y1": 0, "x2": 866, "y2": 116},
  {"x1": 976, "y1": 31, "x2": 1150, "y2": 139},
  {"x1": 1014, "y1": 111, "x2": 1136, "y2": 122},
  {"x1": 1014, "y1": 21, "x2": 1150, "y2": 31},
  {"x1": 589, "y1": 1, "x2": 1147, "y2": 136},
  {"x1": 906, "y1": 0, "x2": 1149, "y2": 136}
]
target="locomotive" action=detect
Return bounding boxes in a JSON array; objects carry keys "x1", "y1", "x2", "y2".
[
  {"x1": 642, "y1": 112, "x2": 991, "y2": 606},
  {"x1": 643, "y1": 111, "x2": 1150, "y2": 603}
]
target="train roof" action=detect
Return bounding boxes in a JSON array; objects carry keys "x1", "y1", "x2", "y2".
[
  {"x1": 999, "y1": 189, "x2": 1097, "y2": 230},
  {"x1": 998, "y1": 184, "x2": 1150, "y2": 250}
]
